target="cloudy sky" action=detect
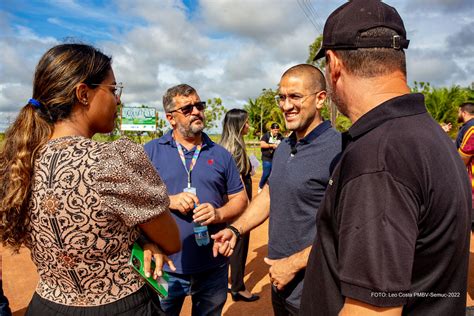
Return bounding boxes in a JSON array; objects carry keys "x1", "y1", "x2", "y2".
[{"x1": 0, "y1": 0, "x2": 473, "y2": 132}]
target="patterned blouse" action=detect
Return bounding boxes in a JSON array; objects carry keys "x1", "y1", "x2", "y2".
[{"x1": 25, "y1": 136, "x2": 169, "y2": 306}]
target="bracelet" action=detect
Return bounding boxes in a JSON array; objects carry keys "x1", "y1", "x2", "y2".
[{"x1": 227, "y1": 225, "x2": 242, "y2": 241}]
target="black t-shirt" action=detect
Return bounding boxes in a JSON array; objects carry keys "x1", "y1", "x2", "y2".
[
  {"x1": 260, "y1": 131, "x2": 283, "y2": 162},
  {"x1": 300, "y1": 94, "x2": 471, "y2": 316}
]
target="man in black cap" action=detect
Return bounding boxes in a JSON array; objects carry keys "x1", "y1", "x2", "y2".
[{"x1": 300, "y1": 0, "x2": 471, "y2": 315}]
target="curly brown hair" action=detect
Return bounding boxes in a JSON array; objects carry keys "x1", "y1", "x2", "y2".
[{"x1": 0, "y1": 43, "x2": 112, "y2": 252}]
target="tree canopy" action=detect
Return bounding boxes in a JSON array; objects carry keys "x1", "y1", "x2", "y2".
[
  {"x1": 244, "y1": 88, "x2": 285, "y2": 138},
  {"x1": 411, "y1": 81, "x2": 474, "y2": 138}
]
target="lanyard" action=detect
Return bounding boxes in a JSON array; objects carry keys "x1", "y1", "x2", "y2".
[{"x1": 176, "y1": 142, "x2": 202, "y2": 188}]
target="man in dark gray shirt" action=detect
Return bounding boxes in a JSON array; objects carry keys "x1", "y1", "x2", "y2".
[{"x1": 212, "y1": 64, "x2": 341, "y2": 315}]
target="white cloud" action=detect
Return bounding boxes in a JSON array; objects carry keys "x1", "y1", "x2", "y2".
[
  {"x1": 200, "y1": 0, "x2": 306, "y2": 39},
  {"x1": 1, "y1": 0, "x2": 473, "y2": 132},
  {"x1": 404, "y1": 0, "x2": 473, "y2": 12},
  {"x1": 407, "y1": 50, "x2": 468, "y2": 86},
  {"x1": 0, "y1": 13, "x2": 58, "y2": 114}
]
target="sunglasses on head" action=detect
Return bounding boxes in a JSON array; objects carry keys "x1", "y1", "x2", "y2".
[{"x1": 168, "y1": 101, "x2": 206, "y2": 116}]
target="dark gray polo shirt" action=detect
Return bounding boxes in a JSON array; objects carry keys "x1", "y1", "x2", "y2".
[{"x1": 268, "y1": 120, "x2": 341, "y2": 308}]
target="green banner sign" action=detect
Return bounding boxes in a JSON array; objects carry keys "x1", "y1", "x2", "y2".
[{"x1": 121, "y1": 107, "x2": 157, "y2": 132}]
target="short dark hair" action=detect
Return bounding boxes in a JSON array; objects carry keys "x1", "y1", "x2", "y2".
[
  {"x1": 334, "y1": 27, "x2": 407, "y2": 78},
  {"x1": 281, "y1": 64, "x2": 326, "y2": 92},
  {"x1": 271, "y1": 123, "x2": 280, "y2": 129},
  {"x1": 163, "y1": 84, "x2": 197, "y2": 112},
  {"x1": 460, "y1": 102, "x2": 474, "y2": 115}
]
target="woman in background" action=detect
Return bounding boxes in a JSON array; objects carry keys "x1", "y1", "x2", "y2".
[
  {"x1": 220, "y1": 109, "x2": 259, "y2": 302},
  {"x1": 0, "y1": 43, "x2": 180, "y2": 315}
]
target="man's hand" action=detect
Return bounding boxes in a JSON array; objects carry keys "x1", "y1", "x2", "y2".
[
  {"x1": 264, "y1": 257, "x2": 297, "y2": 291},
  {"x1": 143, "y1": 243, "x2": 176, "y2": 279},
  {"x1": 441, "y1": 122, "x2": 452, "y2": 133},
  {"x1": 169, "y1": 192, "x2": 199, "y2": 215},
  {"x1": 211, "y1": 228, "x2": 237, "y2": 257},
  {"x1": 193, "y1": 203, "x2": 220, "y2": 225}
]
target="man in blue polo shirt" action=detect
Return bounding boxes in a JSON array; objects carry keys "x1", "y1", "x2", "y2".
[
  {"x1": 144, "y1": 84, "x2": 247, "y2": 316},
  {"x1": 212, "y1": 64, "x2": 341, "y2": 315}
]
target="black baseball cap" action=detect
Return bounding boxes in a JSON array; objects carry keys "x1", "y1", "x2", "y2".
[{"x1": 314, "y1": 0, "x2": 410, "y2": 61}]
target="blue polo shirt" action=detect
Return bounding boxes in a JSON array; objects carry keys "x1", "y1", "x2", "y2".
[
  {"x1": 268, "y1": 120, "x2": 341, "y2": 308},
  {"x1": 144, "y1": 131, "x2": 243, "y2": 274}
]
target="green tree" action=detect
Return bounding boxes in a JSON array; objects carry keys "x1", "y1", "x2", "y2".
[
  {"x1": 411, "y1": 81, "x2": 472, "y2": 137},
  {"x1": 307, "y1": 34, "x2": 326, "y2": 71},
  {"x1": 307, "y1": 34, "x2": 346, "y2": 130},
  {"x1": 205, "y1": 97, "x2": 226, "y2": 130},
  {"x1": 244, "y1": 88, "x2": 284, "y2": 138}
]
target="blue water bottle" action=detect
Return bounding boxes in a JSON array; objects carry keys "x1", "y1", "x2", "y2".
[
  {"x1": 183, "y1": 187, "x2": 210, "y2": 246},
  {"x1": 193, "y1": 222, "x2": 210, "y2": 246}
]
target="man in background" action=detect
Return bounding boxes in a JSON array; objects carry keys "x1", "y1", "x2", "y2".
[
  {"x1": 258, "y1": 123, "x2": 283, "y2": 192},
  {"x1": 457, "y1": 101, "x2": 474, "y2": 222},
  {"x1": 457, "y1": 101, "x2": 474, "y2": 315}
]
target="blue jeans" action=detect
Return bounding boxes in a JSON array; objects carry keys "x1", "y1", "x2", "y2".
[
  {"x1": 258, "y1": 160, "x2": 272, "y2": 189},
  {"x1": 0, "y1": 282, "x2": 11, "y2": 316},
  {"x1": 160, "y1": 263, "x2": 228, "y2": 316}
]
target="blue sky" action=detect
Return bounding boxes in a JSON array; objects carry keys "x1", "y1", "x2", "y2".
[{"x1": 0, "y1": 0, "x2": 473, "y2": 132}]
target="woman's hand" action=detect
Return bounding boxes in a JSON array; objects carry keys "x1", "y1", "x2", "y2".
[{"x1": 143, "y1": 243, "x2": 176, "y2": 279}]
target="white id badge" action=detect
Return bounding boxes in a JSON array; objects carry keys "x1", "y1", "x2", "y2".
[
  {"x1": 183, "y1": 187, "x2": 198, "y2": 211},
  {"x1": 183, "y1": 187, "x2": 197, "y2": 195}
]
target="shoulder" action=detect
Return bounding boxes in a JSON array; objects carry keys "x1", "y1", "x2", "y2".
[
  {"x1": 460, "y1": 126, "x2": 474, "y2": 149},
  {"x1": 42, "y1": 136, "x2": 103, "y2": 159},
  {"x1": 96, "y1": 138, "x2": 151, "y2": 169},
  {"x1": 206, "y1": 141, "x2": 234, "y2": 160},
  {"x1": 144, "y1": 133, "x2": 172, "y2": 154},
  {"x1": 106, "y1": 137, "x2": 143, "y2": 157},
  {"x1": 322, "y1": 127, "x2": 342, "y2": 142}
]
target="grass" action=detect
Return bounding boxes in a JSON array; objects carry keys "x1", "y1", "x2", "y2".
[{"x1": 0, "y1": 132, "x2": 264, "y2": 172}]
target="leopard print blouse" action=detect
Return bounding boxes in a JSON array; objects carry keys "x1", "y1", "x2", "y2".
[{"x1": 25, "y1": 136, "x2": 169, "y2": 306}]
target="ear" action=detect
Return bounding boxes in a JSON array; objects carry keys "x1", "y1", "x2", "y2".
[
  {"x1": 75, "y1": 83, "x2": 89, "y2": 105},
  {"x1": 326, "y1": 50, "x2": 342, "y2": 86},
  {"x1": 314, "y1": 90, "x2": 327, "y2": 110},
  {"x1": 165, "y1": 112, "x2": 176, "y2": 126}
]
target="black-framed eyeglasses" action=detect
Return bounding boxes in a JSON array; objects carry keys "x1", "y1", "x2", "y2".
[
  {"x1": 89, "y1": 82, "x2": 123, "y2": 99},
  {"x1": 168, "y1": 101, "x2": 206, "y2": 116},
  {"x1": 275, "y1": 91, "x2": 322, "y2": 107}
]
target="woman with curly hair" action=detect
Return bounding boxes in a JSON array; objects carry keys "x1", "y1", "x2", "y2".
[{"x1": 0, "y1": 43, "x2": 180, "y2": 315}]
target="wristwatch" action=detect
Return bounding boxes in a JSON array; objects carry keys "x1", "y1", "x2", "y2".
[{"x1": 227, "y1": 225, "x2": 242, "y2": 240}]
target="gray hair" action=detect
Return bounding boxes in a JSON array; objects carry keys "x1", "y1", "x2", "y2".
[
  {"x1": 162, "y1": 84, "x2": 197, "y2": 112},
  {"x1": 334, "y1": 27, "x2": 407, "y2": 78}
]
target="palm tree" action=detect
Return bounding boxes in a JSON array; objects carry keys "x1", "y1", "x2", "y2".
[
  {"x1": 244, "y1": 88, "x2": 286, "y2": 138},
  {"x1": 412, "y1": 81, "x2": 472, "y2": 137}
]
